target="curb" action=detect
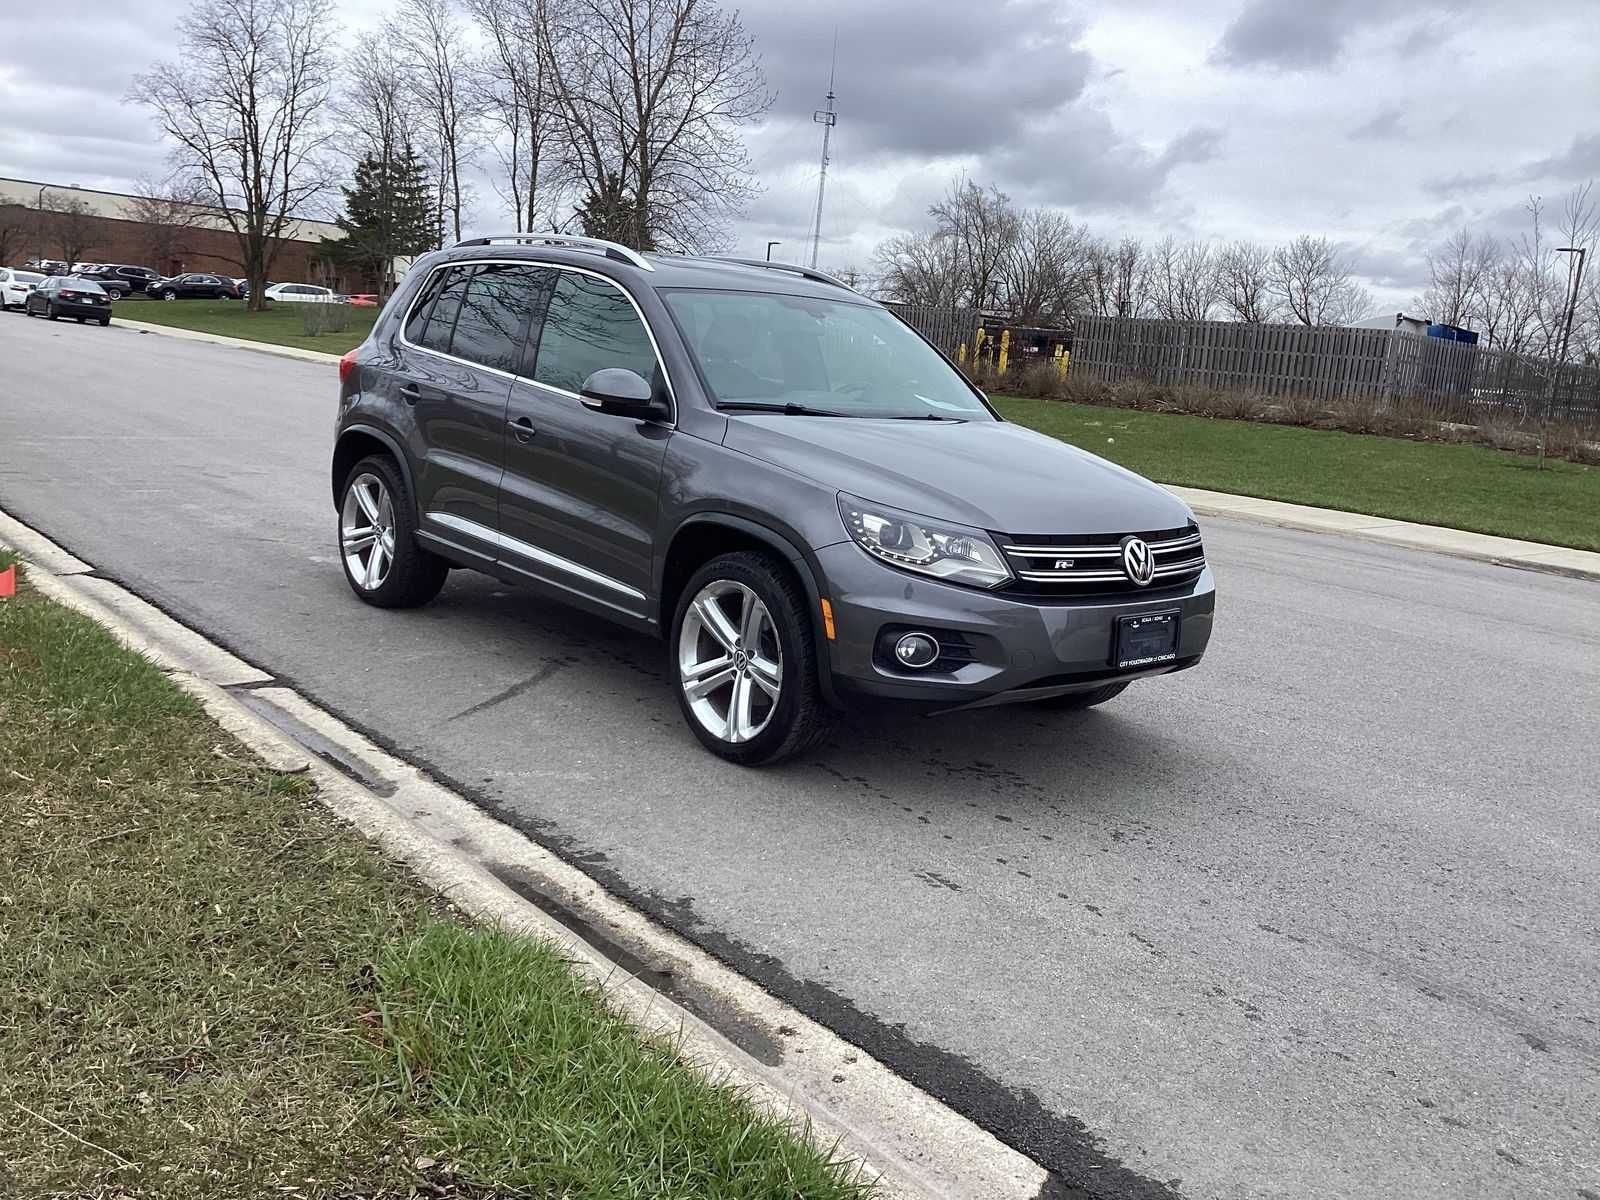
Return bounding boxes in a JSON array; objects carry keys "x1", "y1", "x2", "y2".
[
  {"x1": 105, "y1": 314, "x2": 1599, "y2": 583},
  {"x1": 0, "y1": 507, "x2": 1052, "y2": 1200},
  {"x1": 1169, "y1": 486, "x2": 1600, "y2": 583},
  {"x1": 111, "y1": 314, "x2": 345, "y2": 365}
]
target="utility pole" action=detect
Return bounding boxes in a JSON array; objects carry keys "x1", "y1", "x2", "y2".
[
  {"x1": 808, "y1": 32, "x2": 838, "y2": 270},
  {"x1": 1541, "y1": 245, "x2": 1587, "y2": 470}
]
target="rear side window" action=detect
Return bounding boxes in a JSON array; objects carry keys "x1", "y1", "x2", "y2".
[
  {"x1": 403, "y1": 268, "x2": 449, "y2": 343},
  {"x1": 532, "y1": 272, "x2": 657, "y2": 394},
  {"x1": 448, "y1": 264, "x2": 547, "y2": 374},
  {"x1": 417, "y1": 268, "x2": 471, "y2": 355}
]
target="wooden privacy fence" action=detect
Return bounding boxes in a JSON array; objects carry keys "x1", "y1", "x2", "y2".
[
  {"x1": 1072, "y1": 315, "x2": 1600, "y2": 423},
  {"x1": 884, "y1": 302, "x2": 982, "y2": 355}
]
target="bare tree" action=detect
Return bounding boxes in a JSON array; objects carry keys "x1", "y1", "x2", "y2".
[
  {"x1": 929, "y1": 179, "x2": 1017, "y2": 311},
  {"x1": 40, "y1": 194, "x2": 99, "y2": 267},
  {"x1": 121, "y1": 176, "x2": 210, "y2": 271},
  {"x1": 1147, "y1": 236, "x2": 1220, "y2": 321},
  {"x1": 1269, "y1": 235, "x2": 1371, "y2": 326},
  {"x1": 539, "y1": 0, "x2": 771, "y2": 252},
  {"x1": 1087, "y1": 237, "x2": 1146, "y2": 318},
  {"x1": 466, "y1": 0, "x2": 557, "y2": 232},
  {"x1": 133, "y1": 0, "x2": 337, "y2": 309},
  {"x1": 1001, "y1": 208, "x2": 1092, "y2": 325},
  {"x1": 1415, "y1": 227, "x2": 1498, "y2": 327},
  {"x1": 392, "y1": 0, "x2": 478, "y2": 244},
  {"x1": 872, "y1": 230, "x2": 965, "y2": 307},
  {"x1": 0, "y1": 208, "x2": 30, "y2": 268},
  {"x1": 1217, "y1": 239, "x2": 1277, "y2": 322}
]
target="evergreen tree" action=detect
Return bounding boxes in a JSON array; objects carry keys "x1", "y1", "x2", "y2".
[{"x1": 327, "y1": 147, "x2": 438, "y2": 296}]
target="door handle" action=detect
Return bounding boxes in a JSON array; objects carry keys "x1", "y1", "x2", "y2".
[
  {"x1": 399, "y1": 384, "x2": 421, "y2": 404},
  {"x1": 508, "y1": 416, "x2": 536, "y2": 442}
]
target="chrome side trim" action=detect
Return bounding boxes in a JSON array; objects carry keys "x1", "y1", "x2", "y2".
[{"x1": 425, "y1": 511, "x2": 646, "y2": 602}]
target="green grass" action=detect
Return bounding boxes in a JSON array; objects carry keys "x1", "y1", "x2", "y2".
[
  {"x1": 996, "y1": 396, "x2": 1600, "y2": 552},
  {"x1": 115, "y1": 296, "x2": 377, "y2": 354},
  {"x1": 0, "y1": 554, "x2": 872, "y2": 1200}
]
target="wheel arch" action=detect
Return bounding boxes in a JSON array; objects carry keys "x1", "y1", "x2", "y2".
[
  {"x1": 332, "y1": 424, "x2": 415, "y2": 511},
  {"x1": 659, "y1": 513, "x2": 840, "y2": 705}
]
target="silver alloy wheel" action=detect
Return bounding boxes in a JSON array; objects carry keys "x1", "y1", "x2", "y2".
[
  {"x1": 340, "y1": 471, "x2": 397, "y2": 591},
  {"x1": 678, "y1": 580, "x2": 783, "y2": 744}
]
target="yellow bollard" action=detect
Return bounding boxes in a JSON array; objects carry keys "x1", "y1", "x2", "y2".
[
  {"x1": 1061, "y1": 349, "x2": 1070, "y2": 377},
  {"x1": 958, "y1": 343, "x2": 967, "y2": 365},
  {"x1": 998, "y1": 329, "x2": 1010, "y2": 376}
]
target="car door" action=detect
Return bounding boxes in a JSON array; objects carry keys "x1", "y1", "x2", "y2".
[
  {"x1": 384, "y1": 261, "x2": 547, "y2": 559},
  {"x1": 498, "y1": 268, "x2": 672, "y2": 619}
]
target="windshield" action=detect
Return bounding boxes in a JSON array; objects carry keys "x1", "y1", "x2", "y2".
[
  {"x1": 664, "y1": 289, "x2": 992, "y2": 420},
  {"x1": 66, "y1": 279, "x2": 106, "y2": 293}
]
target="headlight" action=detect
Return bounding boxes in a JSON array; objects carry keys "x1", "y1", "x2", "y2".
[{"x1": 838, "y1": 493, "x2": 1012, "y2": 589}]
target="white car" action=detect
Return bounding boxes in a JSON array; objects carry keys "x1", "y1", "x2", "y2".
[
  {"x1": 264, "y1": 282, "x2": 339, "y2": 303},
  {"x1": 0, "y1": 267, "x2": 45, "y2": 310}
]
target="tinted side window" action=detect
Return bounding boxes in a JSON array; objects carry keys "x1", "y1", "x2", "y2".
[
  {"x1": 449, "y1": 264, "x2": 547, "y2": 374},
  {"x1": 532, "y1": 273, "x2": 657, "y2": 394},
  {"x1": 417, "y1": 267, "x2": 471, "y2": 355},
  {"x1": 403, "y1": 268, "x2": 448, "y2": 343}
]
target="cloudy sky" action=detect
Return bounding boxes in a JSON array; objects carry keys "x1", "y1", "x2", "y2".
[{"x1": 2, "y1": 0, "x2": 1596, "y2": 310}]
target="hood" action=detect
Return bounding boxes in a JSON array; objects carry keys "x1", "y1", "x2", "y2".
[{"x1": 721, "y1": 415, "x2": 1193, "y2": 536}]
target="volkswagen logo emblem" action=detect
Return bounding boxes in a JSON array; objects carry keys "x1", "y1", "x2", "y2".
[{"x1": 1121, "y1": 536, "x2": 1155, "y2": 586}]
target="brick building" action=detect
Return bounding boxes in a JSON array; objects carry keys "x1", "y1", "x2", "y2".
[{"x1": 0, "y1": 176, "x2": 371, "y2": 289}]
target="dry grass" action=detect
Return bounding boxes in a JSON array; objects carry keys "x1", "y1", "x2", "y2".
[{"x1": 969, "y1": 359, "x2": 1600, "y2": 464}]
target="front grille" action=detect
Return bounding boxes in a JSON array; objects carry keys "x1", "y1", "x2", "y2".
[{"x1": 998, "y1": 524, "x2": 1206, "y2": 596}]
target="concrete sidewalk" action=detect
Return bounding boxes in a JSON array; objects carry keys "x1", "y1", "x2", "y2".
[{"x1": 111, "y1": 314, "x2": 1600, "y2": 584}]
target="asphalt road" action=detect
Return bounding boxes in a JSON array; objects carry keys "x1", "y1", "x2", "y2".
[{"x1": 3, "y1": 313, "x2": 1598, "y2": 1200}]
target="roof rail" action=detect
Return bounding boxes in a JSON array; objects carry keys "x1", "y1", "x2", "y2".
[
  {"x1": 452, "y1": 233, "x2": 654, "y2": 272},
  {"x1": 699, "y1": 257, "x2": 857, "y2": 293}
]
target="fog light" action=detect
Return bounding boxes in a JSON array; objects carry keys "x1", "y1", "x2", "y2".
[{"x1": 893, "y1": 632, "x2": 940, "y2": 669}]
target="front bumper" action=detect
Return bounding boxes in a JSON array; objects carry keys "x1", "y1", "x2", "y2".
[{"x1": 814, "y1": 540, "x2": 1215, "y2": 710}]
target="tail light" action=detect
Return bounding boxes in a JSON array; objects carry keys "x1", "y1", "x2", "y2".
[
  {"x1": 60, "y1": 289, "x2": 78, "y2": 299},
  {"x1": 339, "y1": 348, "x2": 359, "y2": 385}
]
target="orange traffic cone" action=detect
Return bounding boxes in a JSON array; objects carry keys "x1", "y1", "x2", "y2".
[{"x1": 0, "y1": 563, "x2": 14, "y2": 598}]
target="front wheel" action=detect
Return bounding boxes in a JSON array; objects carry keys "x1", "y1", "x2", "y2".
[
  {"x1": 1032, "y1": 681, "x2": 1130, "y2": 711},
  {"x1": 337, "y1": 454, "x2": 448, "y2": 608},
  {"x1": 162, "y1": 290, "x2": 177, "y2": 301},
  {"x1": 670, "y1": 551, "x2": 833, "y2": 765}
]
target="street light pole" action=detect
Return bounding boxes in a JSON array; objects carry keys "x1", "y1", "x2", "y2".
[
  {"x1": 766, "y1": 240, "x2": 781, "y2": 261},
  {"x1": 1542, "y1": 246, "x2": 1588, "y2": 470}
]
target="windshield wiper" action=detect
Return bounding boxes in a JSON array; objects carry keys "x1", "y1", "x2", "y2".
[
  {"x1": 886, "y1": 412, "x2": 965, "y2": 421},
  {"x1": 716, "y1": 401, "x2": 854, "y2": 417}
]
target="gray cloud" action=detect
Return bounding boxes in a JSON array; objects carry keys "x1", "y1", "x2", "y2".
[
  {"x1": 1424, "y1": 131, "x2": 1600, "y2": 197},
  {"x1": 1348, "y1": 108, "x2": 1404, "y2": 141},
  {"x1": 1210, "y1": 0, "x2": 1402, "y2": 70}
]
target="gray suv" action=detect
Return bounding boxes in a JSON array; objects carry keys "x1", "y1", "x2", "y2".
[{"x1": 331, "y1": 235, "x2": 1215, "y2": 763}]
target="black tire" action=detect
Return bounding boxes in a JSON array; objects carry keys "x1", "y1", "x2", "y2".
[
  {"x1": 1032, "y1": 681, "x2": 1130, "y2": 711},
  {"x1": 45, "y1": 303, "x2": 57, "y2": 321},
  {"x1": 336, "y1": 453, "x2": 448, "y2": 608},
  {"x1": 76, "y1": 316, "x2": 85, "y2": 323},
  {"x1": 670, "y1": 550, "x2": 834, "y2": 766},
  {"x1": 99, "y1": 316, "x2": 111, "y2": 327}
]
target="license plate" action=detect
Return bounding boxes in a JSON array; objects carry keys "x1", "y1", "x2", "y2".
[{"x1": 1113, "y1": 610, "x2": 1180, "y2": 670}]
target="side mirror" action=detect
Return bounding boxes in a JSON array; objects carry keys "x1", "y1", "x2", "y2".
[{"x1": 579, "y1": 368, "x2": 664, "y2": 419}]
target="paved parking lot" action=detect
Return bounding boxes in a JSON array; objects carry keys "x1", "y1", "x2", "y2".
[{"x1": 3, "y1": 315, "x2": 1597, "y2": 1199}]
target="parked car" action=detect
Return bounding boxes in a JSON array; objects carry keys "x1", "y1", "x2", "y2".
[
  {"x1": 329, "y1": 235, "x2": 1215, "y2": 764},
  {"x1": 344, "y1": 293, "x2": 380, "y2": 307},
  {"x1": 264, "y1": 282, "x2": 338, "y2": 303},
  {"x1": 151, "y1": 273, "x2": 241, "y2": 300},
  {"x1": 0, "y1": 267, "x2": 45, "y2": 310},
  {"x1": 25, "y1": 276, "x2": 112, "y2": 324},
  {"x1": 77, "y1": 264, "x2": 160, "y2": 299},
  {"x1": 24, "y1": 259, "x2": 69, "y2": 276}
]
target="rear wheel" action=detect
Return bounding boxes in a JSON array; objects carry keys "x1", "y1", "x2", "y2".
[
  {"x1": 1032, "y1": 681, "x2": 1130, "y2": 711},
  {"x1": 99, "y1": 316, "x2": 111, "y2": 327},
  {"x1": 337, "y1": 454, "x2": 448, "y2": 608},
  {"x1": 45, "y1": 303, "x2": 57, "y2": 321},
  {"x1": 671, "y1": 551, "x2": 833, "y2": 765},
  {"x1": 162, "y1": 290, "x2": 176, "y2": 301}
]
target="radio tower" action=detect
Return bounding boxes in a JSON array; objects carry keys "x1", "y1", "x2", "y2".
[{"x1": 808, "y1": 34, "x2": 838, "y2": 270}]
